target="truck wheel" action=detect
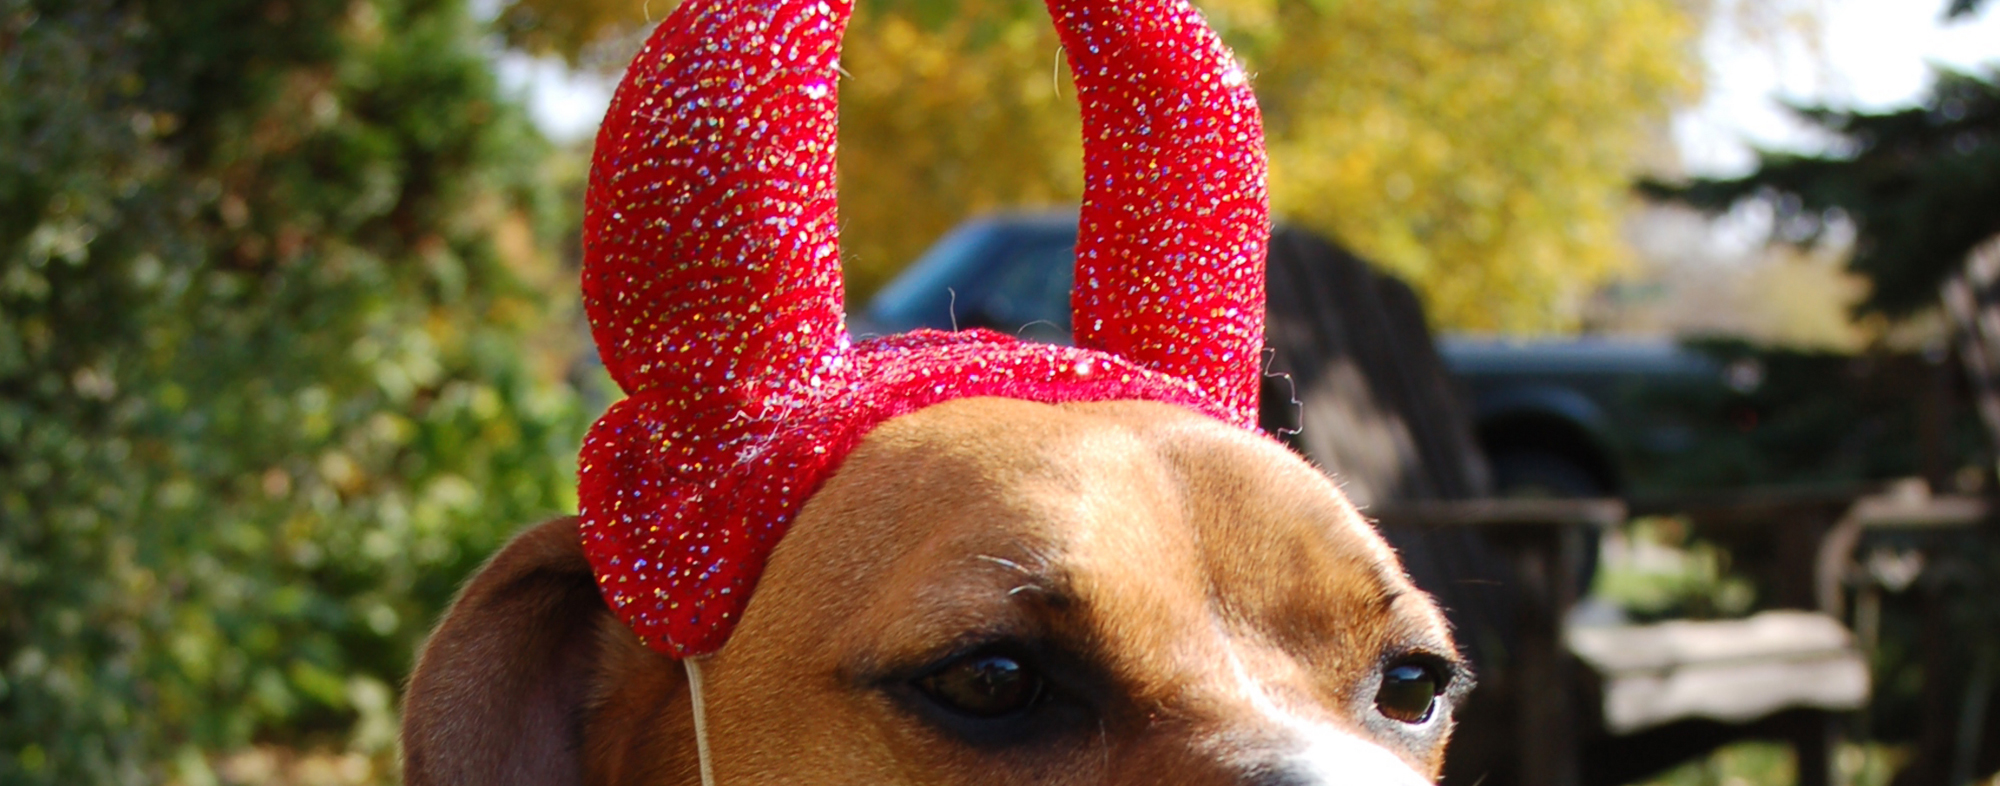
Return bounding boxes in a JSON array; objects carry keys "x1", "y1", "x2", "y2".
[
  {"x1": 1490, "y1": 449, "x2": 1609, "y2": 498},
  {"x1": 1488, "y1": 449, "x2": 1608, "y2": 594}
]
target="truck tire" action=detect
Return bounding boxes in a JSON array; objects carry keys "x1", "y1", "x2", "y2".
[
  {"x1": 1489, "y1": 449, "x2": 1609, "y2": 498},
  {"x1": 1489, "y1": 449, "x2": 1607, "y2": 594}
]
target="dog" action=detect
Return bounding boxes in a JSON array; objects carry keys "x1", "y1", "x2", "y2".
[
  {"x1": 399, "y1": 0, "x2": 1469, "y2": 780},
  {"x1": 403, "y1": 398, "x2": 1467, "y2": 784}
]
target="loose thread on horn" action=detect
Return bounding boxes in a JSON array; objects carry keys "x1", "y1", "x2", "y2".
[
  {"x1": 1052, "y1": 45, "x2": 1066, "y2": 97},
  {"x1": 1260, "y1": 347, "x2": 1302, "y2": 439}
]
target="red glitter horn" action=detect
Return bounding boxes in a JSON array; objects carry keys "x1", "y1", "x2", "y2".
[
  {"x1": 577, "y1": 0, "x2": 1268, "y2": 658},
  {"x1": 1058, "y1": 0, "x2": 1270, "y2": 426}
]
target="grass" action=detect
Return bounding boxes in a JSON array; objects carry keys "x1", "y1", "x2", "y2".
[{"x1": 1630, "y1": 742, "x2": 1911, "y2": 786}]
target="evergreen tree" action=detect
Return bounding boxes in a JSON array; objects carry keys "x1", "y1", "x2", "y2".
[{"x1": 1644, "y1": 2, "x2": 1998, "y2": 318}]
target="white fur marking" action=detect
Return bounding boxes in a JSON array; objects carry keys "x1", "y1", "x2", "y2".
[{"x1": 1223, "y1": 650, "x2": 1433, "y2": 785}]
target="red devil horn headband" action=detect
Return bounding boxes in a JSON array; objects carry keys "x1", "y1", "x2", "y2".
[{"x1": 579, "y1": 0, "x2": 1268, "y2": 657}]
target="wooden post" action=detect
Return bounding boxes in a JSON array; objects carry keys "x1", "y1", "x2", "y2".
[
  {"x1": 1775, "y1": 496, "x2": 1845, "y2": 786},
  {"x1": 1907, "y1": 579, "x2": 1956, "y2": 786},
  {"x1": 1774, "y1": 509, "x2": 1837, "y2": 611},
  {"x1": 1511, "y1": 523, "x2": 1583, "y2": 786},
  {"x1": 1791, "y1": 711, "x2": 1837, "y2": 786},
  {"x1": 1512, "y1": 533, "x2": 1559, "y2": 786}
]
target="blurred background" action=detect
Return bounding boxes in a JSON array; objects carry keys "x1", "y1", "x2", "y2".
[{"x1": 2, "y1": 0, "x2": 1997, "y2": 783}]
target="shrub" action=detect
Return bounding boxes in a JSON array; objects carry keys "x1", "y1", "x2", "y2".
[{"x1": 0, "y1": 0, "x2": 593, "y2": 781}]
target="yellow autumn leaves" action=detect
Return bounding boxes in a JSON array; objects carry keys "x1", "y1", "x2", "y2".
[
  {"x1": 502, "y1": 0, "x2": 1700, "y2": 332},
  {"x1": 1249, "y1": 0, "x2": 1699, "y2": 331}
]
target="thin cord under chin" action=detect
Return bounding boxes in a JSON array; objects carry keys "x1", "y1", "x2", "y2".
[{"x1": 683, "y1": 657, "x2": 717, "y2": 786}]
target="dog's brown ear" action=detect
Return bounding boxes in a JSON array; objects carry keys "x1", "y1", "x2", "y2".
[{"x1": 402, "y1": 517, "x2": 609, "y2": 786}]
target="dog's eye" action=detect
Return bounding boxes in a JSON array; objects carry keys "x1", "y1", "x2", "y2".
[
  {"x1": 914, "y1": 651, "x2": 1044, "y2": 718},
  {"x1": 1374, "y1": 661, "x2": 1441, "y2": 724}
]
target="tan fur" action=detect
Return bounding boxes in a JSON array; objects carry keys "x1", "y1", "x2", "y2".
[{"x1": 404, "y1": 397, "x2": 1464, "y2": 785}]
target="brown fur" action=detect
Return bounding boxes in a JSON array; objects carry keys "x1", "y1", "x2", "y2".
[{"x1": 403, "y1": 397, "x2": 1466, "y2": 785}]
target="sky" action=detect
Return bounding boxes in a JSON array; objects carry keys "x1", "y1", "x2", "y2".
[
  {"x1": 1677, "y1": 0, "x2": 1999, "y2": 175},
  {"x1": 494, "y1": 54, "x2": 614, "y2": 143},
  {"x1": 498, "y1": 0, "x2": 2000, "y2": 172}
]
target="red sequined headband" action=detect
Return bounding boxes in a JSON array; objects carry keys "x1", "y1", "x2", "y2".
[{"x1": 578, "y1": 0, "x2": 1268, "y2": 657}]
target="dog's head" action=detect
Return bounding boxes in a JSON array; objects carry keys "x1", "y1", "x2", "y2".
[
  {"x1": 402, "y1": 0, "x2": 1468, "y2": 781},
  {"x1": 403, "y1": 398, "x2": 1467, "y2": 785}
]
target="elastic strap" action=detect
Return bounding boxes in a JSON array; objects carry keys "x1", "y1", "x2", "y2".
[{"x1": 683, "y1": 657, "x2": 717, "y2": 786}]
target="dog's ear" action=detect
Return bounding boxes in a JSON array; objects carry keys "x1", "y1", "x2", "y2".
[{"x1": 402, "y1": 517, "x2": 610, "y2": 786}]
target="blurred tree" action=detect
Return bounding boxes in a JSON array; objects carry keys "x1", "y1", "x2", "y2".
[
  {"x1": 1643, "y1": 13, "x2": 2000, "y2": 783},
  {"x1": 1643, "y1": 64, "x2": 2000, "y2": 319},
  {"x1": 0, "y1": 0, "x2": 591, "y2": 782},
  {"x1": 499, "y1": 0, "x2": 1700, "y2": 331},
  {"x1": 1243, "y1": 0, "x2": 1698, "y2": 332}
]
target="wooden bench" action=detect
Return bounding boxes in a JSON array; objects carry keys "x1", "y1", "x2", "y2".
[{"x1": 1567, "y1": 611, "x2": 1868, "y2": 737}]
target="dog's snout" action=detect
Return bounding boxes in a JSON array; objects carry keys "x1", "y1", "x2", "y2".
[
  {"x1": 1240, "y1": 763, "x2": 1315, "y2": 786},
  {"x1": 1242, "y1": 761, "x2": 1331, "y2": 786},
  {"x1": 1239, "y1": 758, "x2": 1434, "y2": 786},
  {"x1": 1231, "y1": 758, "x2": 1435, "y2": 786},
  {"x1": 1225, "y1": 727, "x2": 1436, "y2": 786}
]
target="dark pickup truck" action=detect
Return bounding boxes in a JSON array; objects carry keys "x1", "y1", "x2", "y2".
[
  {"x1": 853, "y1": 210, "x2": 1945, "y2": 501},
  {"x1": 1433, "y1": 335, "x2": 1739, "y2": 498}
]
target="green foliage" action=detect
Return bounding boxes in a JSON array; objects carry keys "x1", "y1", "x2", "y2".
[
  {"x1": 1644, "y1": 65, "x2": 2000, "y2": 319},
  {"x1": 1622, "y1": 342, "x2": 1969, "y2": 495},
  {"x1": 1948, "y1": 0, "x2": 1993, "y2": 20},
  {"x1": 1595, "y1": 517, "x2": 1757, "y2": 622},
  {"x1": 0, "y1": 0, "x2": 592, "y2": 781},
  {"x1": 493, "y1": 0, "x2": 652, "y2": 70},
  {"x1": 1631, "y1": 741, "x2": 1907, "y2": 786}
]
